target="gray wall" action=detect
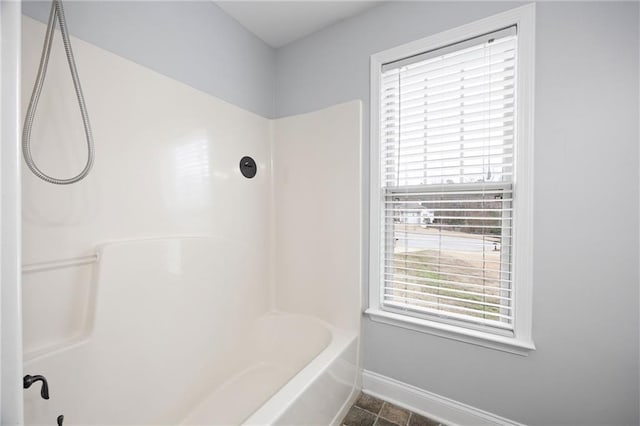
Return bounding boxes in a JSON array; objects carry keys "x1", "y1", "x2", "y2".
[
  {"x1": 22, "y1": 1, "x2": 276, "y2": 118},
  {"x1": 276, "y1": 2, "x2": 640, "y2": 425}
]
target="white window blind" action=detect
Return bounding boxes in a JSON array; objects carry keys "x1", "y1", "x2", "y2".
[{"x1": 379, "y1": 27, "x2": 517, "y2": 332}]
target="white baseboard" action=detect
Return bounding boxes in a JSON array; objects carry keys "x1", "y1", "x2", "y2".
[{"x1": 362, "y1": 370, "x2": 523, "y2": 426}]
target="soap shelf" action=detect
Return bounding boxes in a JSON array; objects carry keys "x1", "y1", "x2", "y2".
[{"x1": 22, "y1": 254, "x2": 99, "y2": 274}]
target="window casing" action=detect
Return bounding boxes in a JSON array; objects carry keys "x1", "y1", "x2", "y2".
[{"x1": 367, "y1": 5, "x2": 535, "y2": 355}]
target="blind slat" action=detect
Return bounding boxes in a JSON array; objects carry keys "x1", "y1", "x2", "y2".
[
  {"x1": 385, "y1": 108, "x2": 514, "y2": 131},
  {"x1": 383, "y1": 100, "x2": 514, "y2": 125},
  {"x1": 392, "y1": 68, "x2": 515, "y2": 99},
  {"x1": 384, "y1": 273, "x2": 512, "y2": 295},
  {"x1": 390, "y1": 251, "x2": 511, "y2": 268},
  {"x1": 388, "y1": 261, "x2": 513, "y2": 279},
  {"x1": 385, "y1": 120, "x2": 514, "y2": 140},
  {"x1": 387, "y1": 64, "x2": 515, "y2": 100},
  {"x1": 384, "y1": 300, "x2": 514, "y2": 329},
  {"x1": 391, "y1": 85, "x2": 514, "y2": 111},
  {"x1": 384, "y1": 282, "x2": 512, "y2": 309},
  {"x1": 383, "y1": 294, "x2": 513, "y2": 321},
  {"x1": 386, "y1": 113, "x2": 514, "y2": 135}
]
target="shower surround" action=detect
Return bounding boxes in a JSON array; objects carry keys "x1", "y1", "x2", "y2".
[{"x1": 21, "y1": 16, "x2": 361, "y2": 425}]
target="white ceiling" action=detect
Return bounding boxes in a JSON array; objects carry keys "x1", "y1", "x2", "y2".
[{"x1": 215, "y1": 1, "x2": 381, "y2": 48}]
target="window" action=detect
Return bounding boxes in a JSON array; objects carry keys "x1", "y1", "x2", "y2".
[{"x1": 367, "y1": 5, "x2": 535, "y2": 355}]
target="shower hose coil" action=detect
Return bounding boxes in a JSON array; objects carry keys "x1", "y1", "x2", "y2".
[{"x1": 22, "y1": 0, "x2": 94, "y2": 185}]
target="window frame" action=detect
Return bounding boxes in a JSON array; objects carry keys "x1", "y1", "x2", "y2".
[{"x1": 367, "y1": 4, "x2": 535, "y2": 356}]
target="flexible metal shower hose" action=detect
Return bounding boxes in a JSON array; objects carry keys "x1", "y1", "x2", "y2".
[{"x1": 22, "y1": 0, "x2": 94, "y2": 185}]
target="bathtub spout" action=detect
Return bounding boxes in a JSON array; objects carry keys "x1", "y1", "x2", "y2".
[{"x1": 23, "y1": 374, "x2": 49, "y2": 400}]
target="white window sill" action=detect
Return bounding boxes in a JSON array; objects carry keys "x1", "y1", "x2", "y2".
[{"x1": 365, "y1": 308, "x2": 535, "y2": 356}]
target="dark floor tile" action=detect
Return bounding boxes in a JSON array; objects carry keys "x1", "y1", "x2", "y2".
[
  {"x1": 343, "y1": 406, "x2": 377, "y2": 426},
  {"x1": 408, "y1": 412, "x2": 440, "y2": 426},
  {"x1": 355, "y1": 392, "x2": 384, "y2": 415},
  {"x1": 374, "y1": 417, "x2": 401, "y2": 426},
  {"x1": 379, "y1": 402, "x2": 410, "y2": 426}
]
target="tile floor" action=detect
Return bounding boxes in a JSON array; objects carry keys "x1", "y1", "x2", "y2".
[{"x1": 341, "y1": 392, "x2": 446, "y2": 426}]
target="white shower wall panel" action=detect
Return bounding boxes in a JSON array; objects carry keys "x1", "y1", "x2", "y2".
[
  {"x1": 21, "y1": 16, "x2": 272, "y2": 355},
  {"x1": 272, "y1": 102, "x2": 362, "y2": 333}
]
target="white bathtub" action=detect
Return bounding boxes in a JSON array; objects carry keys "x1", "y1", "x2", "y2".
[
  {"x1": 24, "y1": 238, "x2": 359, "y2": 425},
  {"x1": 183, "y1": 312, "x2": 358, "y2": 425}
]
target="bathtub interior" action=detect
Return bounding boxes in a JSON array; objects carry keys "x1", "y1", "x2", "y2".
[
  {"x1": 21, "y1": 14, "x2": 362, "y2": 426},
  {"x1": 181, "y1": 312, "x2": 341, "y2": 425}
]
